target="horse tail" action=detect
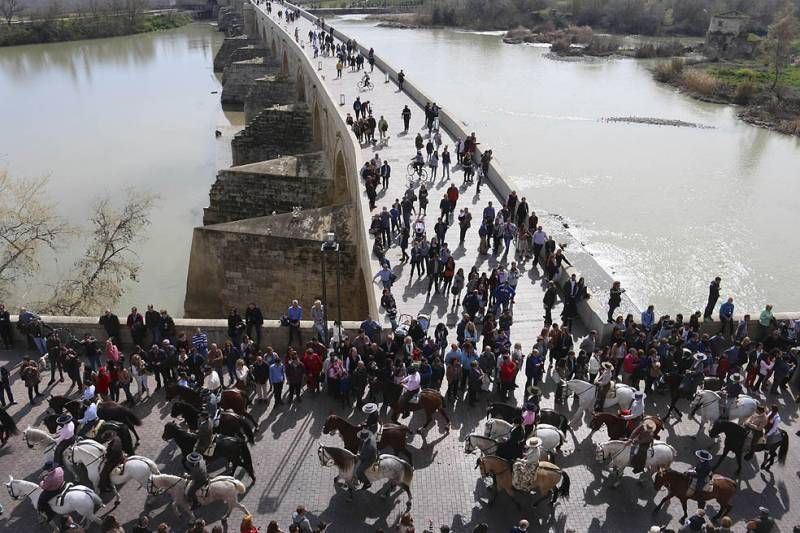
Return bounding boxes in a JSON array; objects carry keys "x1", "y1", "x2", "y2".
[
  {"x1": 0, "y1": 408, "x2": 18, "y2": 435},
  {"x1": 778, "y1": 431, "x2": 789, "y2": 463},
  {"x1": 401, "y1": 461, "x2": 414, "y2": 487},
  {"x1": 240, "y1": 441, "x2": 255, "y2": 479},
  {"x1": 137, "y1": 456, "x2": 161, "y2": 475},
  {"x1": 89, "y1": 488, "x2": 104, "y2": 508},
  {"x1": 558, "y1": 471, "x2": 571, "y2": 500},
  {"x1": 230, "y1": 478, "x2": 247, "y2": 494},
  {"x1": 241, "y1": 419, "x2": 255, "y2": 444},
  {"x1": 124, "y1": 409, "x2": 143, "y2": 427}
]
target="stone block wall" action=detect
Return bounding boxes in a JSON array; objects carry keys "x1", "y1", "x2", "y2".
[
  {"x1": 218, "y1": 7, "x2": 244, "y2": 36},
  {"x1": 221, "y1": 57, "x2": 281, "y2": 108},
  {"x1": 244, "y1": 75, "x2": 298, "y2": 123},
  {"x1": 231, "y1": 104, "x2": 316, "y2": 166},
  {"x1": 203, "y1": 152, "x2": 333, "y2": 225},
  {"x1": 213, "y1": 36, "x2": 259, "y2": 72}
]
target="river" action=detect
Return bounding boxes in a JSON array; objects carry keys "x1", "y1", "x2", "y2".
[
  {"x1": 0, "y1": 23, "x2": 242, "y2": 317},
  {"x1": 334, "y1": 16, "x2": 800, "y2": 315}
]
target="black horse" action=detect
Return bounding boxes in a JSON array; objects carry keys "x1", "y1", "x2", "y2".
[
  {"x1": 486, "y1": 404, "x2": 570, "y2": 434},
  {"x1": 709, "y1": 419, "x2": 789, "y2": 474},
  {"x1": 662, "y1": 372, "x2": 721, "y2": 421},
  {"x1": 0, "y1": 406, "x2": 19, "y2": 446},
  {"x1": 43, "y1": 414, "x2": 135, "y2": 454},
  {"x1": 48, "y1": 395, "x2": 142, "y2": 444},
  {"x1": 170, "y1": 401, "x2": 255, "y2": 444},
  {"x1": 161, "y1": 421, "x2": 255, "y2": 481},
  {"x1": 164, "y1": 383, "x2": 257, "y2": 427}
]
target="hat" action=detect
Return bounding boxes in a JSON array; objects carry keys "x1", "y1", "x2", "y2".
[
  {"x1": 43, "y1": 460, "x2": 55, "y2": 471},
  {"x1": 601, "y1": 362, "x2": 613, "y2": 371},
  {"x1": 56, "y1": 414, "x2": 72, "y2": 426},
  {"x1": 523, "y1": 401, "x2": 539, "y2": 412},
  {"x1": 362, "y1": 403, "x2": 378, "y2": 415},
  {"x1": 634, "y1": 391, "x2": 646, "y2": 400},
  {"x1": 695, "y1": 450, "x2": 712, "y2": 462},
  {"x1": 642, "y1": 419, "x2": 658, "y2": 433},
  {"x1": 357, "y1": 430, "x2": 371, "y2": 440},
  {"x1": 186, "y1": 452, "x2": 203, "y2": 465},
  {"x1": 693, "y1": 353, "x2": 707, "y2": 363},
  {"x1": 525, "y1": 437, "x2": 542, "y2": 449},
  {"x1": 682, "y1": 348, "x2": 693, "y2": 357},
  {"x1": 729, "y1": 373, "x2": 743, "y2": 384},
  {"x1": 758, "y1": 506, "x2": 769, "y2": 515},
  {"x1": 756, "y1": 404, "x2": 766, "y2": 413}
]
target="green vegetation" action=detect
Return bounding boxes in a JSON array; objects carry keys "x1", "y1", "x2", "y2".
[
  {"x1": 0, "y1": 13, "x2": 192, "y2": 47},
  {"x1": 710, "y1": 65, "x2": 800, "y2": 89},
  {"x1": 299, "y1": 0, "x2": 422, "y2": 8}
]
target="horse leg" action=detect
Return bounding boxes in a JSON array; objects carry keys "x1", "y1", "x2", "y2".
[
  {"x1": 401, "y1": 445, "x2": 413, "y2": 466},
  {"x1": 244, "y1": 412, "x2": 259, "y2": 428},
  {"x1": 735, "y1": 451, "x2": 743, "y2": 475},
  {"x1": 438, "y1": 405, "x2": 451, "y2": 430},
  {"x1": 678, "y1": 498, "x2": 688, "y2": 523},
  {"x1": 653, "y1": 494, "x2": 670, "y2": 515},
  {"x1": 129, "y1": 425, "x2": 140, "y2": 444},
  {"x1": 487, "y1": 474, "x2": 497, "y2": 506},
  {"x1": 401, "y1": 483, "x2": 412, "y2": 504},
  {"x1": 418, "y1": 411, "x2": 432, "y2": 434}
]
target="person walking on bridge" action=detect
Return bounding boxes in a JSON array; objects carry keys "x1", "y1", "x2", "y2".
[{"x1": 401, "y1": 105, "x2": 411, "y2": 133}]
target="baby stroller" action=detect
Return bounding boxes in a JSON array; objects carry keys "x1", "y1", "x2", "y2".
[{"x1": 394, "y1": 313, "x2": 431, "y2": 339}]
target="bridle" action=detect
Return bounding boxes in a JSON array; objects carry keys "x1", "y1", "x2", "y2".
[
  {"x1": 146, "y1": 476, "x2": 184, "y2": 496},
  {"x1": 7, "y1": 480, "x2": 39, "y2": 500}
]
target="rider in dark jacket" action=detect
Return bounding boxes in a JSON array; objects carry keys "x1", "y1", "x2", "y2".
[{"x1": 183, "y1": 452, "x2": 208, "y2": 510}]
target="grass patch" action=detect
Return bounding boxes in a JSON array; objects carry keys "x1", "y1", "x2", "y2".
[
  {"x1": 711, "y1": 65, "x2": 800, "y2": 89},
  {"x1": 682, "y1": 69, "x2": 719, "y2": 96},
  {"x1": 653, "y1": 58, "x2": 684, "y2": 82}
]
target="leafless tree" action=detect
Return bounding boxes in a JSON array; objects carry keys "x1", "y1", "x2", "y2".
[
  {"x1": 46, "y1": 189, "x2": 155, "y2": 315},
  {"x1": 0, "y1": 172, "x2": 70, "y2": 298},
  {"x1": 765, "y1": 4, "x2": 798, "y2": 91},
  {"x1": 0, "y1": 0, "x2": 23, "y2": 25}
]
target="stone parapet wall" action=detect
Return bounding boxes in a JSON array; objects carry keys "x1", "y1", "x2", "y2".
[
  {"x1": 221, "y1": 57, "x2": 281, "y2": 108},
  {"x1": 203, "y1": 152, "x2": 333, "y2": 225},
  {"x1": 213, "y1": 36, "x2": 259, "y2": 72},
  {"x1": 218, "y1": 6, "x2": 244, "y2": 36},
  {"x1": 244, "y1": 75, "x2": 298, "y2": 123},
  {"x1": 231, "y1": 104, "x2": 315, "y2": 166}
]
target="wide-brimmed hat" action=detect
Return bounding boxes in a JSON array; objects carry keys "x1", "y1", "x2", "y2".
[
  {"x1": 682, "y1": 348, "x2": 693, "y2": 357},
  {"x1": 362, "y1": 403, "x2": 378, "y2": 415},
  {"x1": 695, "y1": 450, "x2": 712, "y2": 462},
  {"x1": 729, "y1": 373, "x2": 743, "y2": 384},
  {"x1": 642, "y1": 419, "x2": 658, "y2": 433},
  {"x1": 186, "y1": 452, "x2": 203, "y2": 465},
  {"x1": 693, "y1": 353, "x2": 707, "y2": 363},
  {"x1": 523, "y1": 401, "x2": 539, "y2": 412},
  {"x1": 601, "y1": 362, "x2": 613, "y2": 371},
  {"x1": 357, "y1": 430, "x2": 372, "y2": 440},
  {"x1": 525, "y1": 437, "x2": 542, "y2": 449},
  {"x1": 756, "y1": 404, "x2": 766, "y2": 413},
  {"x1": 758, "y1": 507, "x2": 769, "y2": 515},
  {"x1": 56, "y1": 414, "x2": 72, "y2": 426}
]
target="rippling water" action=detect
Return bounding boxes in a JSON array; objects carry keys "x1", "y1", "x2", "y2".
[{"x1": 335, "y1": 16, "x2": 800, "y2": 315}]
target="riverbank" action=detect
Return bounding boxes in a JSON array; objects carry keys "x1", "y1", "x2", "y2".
[
  {"x1": 653, "y1": 59, "x2": 800, "y2": 136},
  {"x1": 0, "y1": 12, "x2": 194, "y2": 47}
]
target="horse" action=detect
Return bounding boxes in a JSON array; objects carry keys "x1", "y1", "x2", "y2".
[
  {"x1": 477, "y1": 455, "x2": 570, "y2": 508},
  {"x1": 589, "y1": 413, "x2": 665, "y2": 441},
  {"x1": 317, "y1": 445, "x2": 413, "y2": 505},
  {"x1": 465, "y1": 434, "x2": 504, "y2": 456},
  {"x1": 147, "y1": 474, "x2": 249, "y2": 522},
  {"x1": 565, "y1": 379, "x2": 636, "y2": 426},
  {"x1": 161, "y1": 422, "x2": 255, "y2": 481},
  {"x1": 688, "y1": 390, "x2": 758, "y2": 438},
  {"x1": 170, "y1": 401, "x2": 255, "y2": 444},
  {"x1": 42, "y1": 415, "x2": 135, "y2": 455},
  {"x1": 653, "y1": 469, "x2": 736, "y2": 522},
  {"x1": 484, "y1": 419, "x2": 565, "y2": 455},
  {"x1": 63, "y1": 439, "x2": 160, "y2": 504},
  {"x1": 709, "y1": 419, "x2": 789, "y2": 474},
  {"x1": 0, "y1": 406, "x2": 19, "y2": 446},
  {"x1": 377, "y1": 382, "x2": 450, "y2": 432},
  {"x1": 164, "y1": 383, "x2": 257, "y2": 427},
  {"x1": 486, "y1": 405, "x2": 570, "y2": 434},
  {"x1": 594, "y1": 440, "x2": 676, "y2": 486},
  {"x1": 48, "y1": 396, "x2": 142, "y2": 444},
  {"x1": 661, "y1": 373, "x2": 722, "y2": 421},
  {"x1": 5, "y1": 476, "x2": 104, "y2": 527},
  {"x1": 322, "y1": 414, "x2": 413, "y2": 464}
]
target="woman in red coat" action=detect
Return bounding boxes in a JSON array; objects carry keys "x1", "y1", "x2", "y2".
[
  {"x1": 302, "y1": 348, "x2": 323, "y2": 392},
  {"x1": 95, "y1": 365, "x2": 111, "y2": 399}
]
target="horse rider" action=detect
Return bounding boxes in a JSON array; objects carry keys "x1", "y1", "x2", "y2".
[
  {"x1": 743, "y1": 404, "x2": 769, "y2": 452},
  {"x1": 37, "y1": 460, "x2": 65, "y2": 523},
  {"x1": 202, "y1": 365, "x2": 221, "y2": 394},
  {"x1": 686, "y1": 449, "x2": 714, "y2": 502},
  {"x1": 52, "y1": 414, "x2": 75, "y2": 467},
  {"x1": 183, "y1": 452, "x2": 208, "y2": 510},
  {"x1": 194, "y1": 412, "x2": 214, "y2": 455},
  {"x1": 77, "y1": 399, "x2": 99, "y2": 438},
  {"x1": 764, "y1": 404, "x2": 782, "y2": 446},
  {"x1": 593, "y1": 361, "x2": 614, "y2": 412},
  {"x1": 621, "y1": 391, "x2": 646, "y2": 436},
  {"x1": 496, "y1": 422, "x2": 526, "y2": 464},
  {"x1": 628, "y1": 418, "x2": 657, "y2": 474},
  {"x1": 397, "y1": 364, "x2": 421, "y2": 417},
  {"x1": 746, "y1": 506, "x2": 775, "y2": 533},
  {"x1": 98, "y1": 431, "x2": 124, "y2": 493},
  {"x1": 355, "y1": 429, "x2": 377, "y2": 490},
  {"x1": 521, "y1": 400, "x2": 539, "y2": 438},
  {"x1": 362, "y1": 403, "x2": 379, "y2": 435},
  {"x1": 719, "y1": 372, "x2": 744, "y2": 419}
]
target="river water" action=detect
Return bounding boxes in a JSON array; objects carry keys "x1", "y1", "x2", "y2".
[
  {"x1": 0, "y1": 23, "x2": 242, "y2": 317},
  {"x1": 334, "y1": 16, "x2": 800, "y2": 315}
]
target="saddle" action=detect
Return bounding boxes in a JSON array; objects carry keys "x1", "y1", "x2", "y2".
[
  {"x1": 512, "y1": 459, "x2": 538, "y2": 492},
  {"x1": 605, "y1": 382, "x2": 617, "y2": 399},
  {"x1": 55, "y1": 482, "x2": 88, "y2": 507},
  {"x1": 84, "y1": 419, "x2": 104, "y2": 440}
]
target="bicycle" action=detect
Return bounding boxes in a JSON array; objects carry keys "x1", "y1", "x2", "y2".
[
  {"x1": 357, "y1": 79, "x2": 374, "y2": 92},
  {"x1": 406, "y1": 163, "x2": 428, "y2": 185}
]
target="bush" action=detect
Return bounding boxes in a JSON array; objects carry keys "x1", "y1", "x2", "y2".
[
  {"x1": 551, "y1": 37, "x2": 571, "y2": 53},
  {"x1": 585, "y1": 35, "x2": 620, "y2": 55},
  {"x1": 733, "y1": 80, "x2": 757, "y2": 104},
  {"x1": 653, "y1": 58, "x2": 684, "y2": 82},
  {"x1": 683, "y1": 69, "x2": 720, "y2": 96},
  {"x1": 568, "y1": 24, "x2": 594, "y2": 44}
]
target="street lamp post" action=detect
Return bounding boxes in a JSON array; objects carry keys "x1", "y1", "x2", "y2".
[{"x1": 320, "y1": 232, "x2": 341, "y2": 345}]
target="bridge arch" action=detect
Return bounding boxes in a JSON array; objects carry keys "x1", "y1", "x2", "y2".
[
  {"x1": 281, "y1": 48, "x2": 289, "y2": 75},
  {"x1": 296, "y1": 68, "x2": 306, "y2": 103},
  {"x1": 312, "y1": 102, "x2": 321, "y2": 147}
]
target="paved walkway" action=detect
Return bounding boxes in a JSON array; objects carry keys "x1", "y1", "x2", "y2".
[{"x1": 266, "y1": 5, "x2": 567, "y2": 349}]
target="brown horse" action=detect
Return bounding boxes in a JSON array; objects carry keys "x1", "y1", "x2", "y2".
[
  {"x1": 48, "y1": 396, "x2": 143, "y2": 444},
  {"x1": 653, "y1": 469, "x2": 736, "y2": 522},
  {"x1": 589, "y1": 413, "x2": 664, "y2": 440},
  {"x1": 391, "y1": 387, "x2": 450, "y2": 432},
  {"x1": 322, "y1": 414, "x2": 414, "y2": 464},
  {"x1": 477, "y1": 455, "x2": 570, "y2": 509},
  {"x1": 164, "y1": 383, "x2": 257, "y2": 427}
]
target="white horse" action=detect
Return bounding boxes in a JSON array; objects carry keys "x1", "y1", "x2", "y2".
[
  {"x1": 689, "y1": 390, "x2": 759, "y2": 438},
  {"x1": 23, "y1": 427, "x2": 58, "y2": 464},
  {"x1": 594, "y1": 440, "x2": 676, "y2": 486},
  {"x1": 64, "y1": 439, "x2": 160, "y2": 503},
  {"x1": 464, "y1": 433, "x2": 502, "y2": 455},
  {"x1": 5, "y1": 476, "x2": 104, "y2": 529},
  {"x1": 484, "y1": 419, "x2": 566, "y2": 455},
  {"x1": 318, "y1": 445, "x2": 413, "y2": 505},
  {"x1": 148, "y1": 474, "x2": 249, "y2": 521},
  {"x1": 566, "y1": 379, "x2": 636, "y2": 426}
]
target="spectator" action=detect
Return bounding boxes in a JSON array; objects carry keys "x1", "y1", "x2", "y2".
[
  {"x1": 287, "y1": 300, "x2": 303, "y2": 348},
  {"x1": 99, "y1": 309, "x2": 121, "y2": 343}
]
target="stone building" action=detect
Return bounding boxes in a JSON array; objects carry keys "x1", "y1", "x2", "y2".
[{"x1": 705, "y1": 11, "x2": 755, "y2": 59}]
